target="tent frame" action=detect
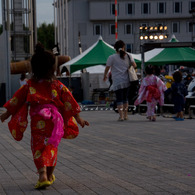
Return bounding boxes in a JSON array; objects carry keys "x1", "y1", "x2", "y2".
[{"x1": 140, "y1": 41, "x2": 195, "y2": 77}]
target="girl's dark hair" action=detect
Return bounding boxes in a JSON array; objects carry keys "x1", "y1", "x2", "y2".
[
  {"x1": 153, "y1": 66, "x2": 161, "y2": 76},
  {"x1": 31, "y1": 42, "x2": 55, "y2": 80},
  {"x1": 145, "y1": 65, "x2": 154, "y2": 75},
  {"x1": 173, "y1": 71, "x2": 182, "y2": 83},
  {"x1": 114, "y1": 40, "x2": 126, "y2": 59}
]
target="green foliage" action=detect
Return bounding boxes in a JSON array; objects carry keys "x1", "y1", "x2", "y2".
[{"x1": 37, "y1": 23, "x2": 55, "y2": 51}]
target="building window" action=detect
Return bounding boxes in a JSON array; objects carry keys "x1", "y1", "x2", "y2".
[
  {"x1": 111, "y1": 3, "x2": 119, "y2": 15},
  {"x1": 158, "y1": 2, "x2": 166, "y2": 14},
  {"x1": 126, "y1": 44, "x2": 133, "y2": 53},
  {"x1": 110, "y1": 24, "x2": 115, "y2": 35},
  {"x1": 93, "y1": 24, "x2": 102, "y2": 35},
  {"x1": 174, "y1": 2, "x2": 182, "y2": 13},
  {"x1": 125, "y1": 24, "x2": 132, "y2": 34},
  {"x1": 141, "y1": 3, "x2": 150, "y2": 14},
  {"x1": 190, "y1": 1, "x2": 195, "y2": 9},
  {"x1": 172, "y1": 22, "x2": 180, "y2": 33},
  {"x1": 188, "y1": 22, "x2": 194, "y2": 33},
  {"x1": 127, "y1": 3, "x2": 134, "y2": 14}
]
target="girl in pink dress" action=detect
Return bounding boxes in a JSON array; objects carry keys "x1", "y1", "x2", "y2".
[
  {"x1": 0, "y1": 43, "x2": 89, "y2": 189},
  {"x1": 134, "y1": 65, "x2": 167, "y2": 121}
]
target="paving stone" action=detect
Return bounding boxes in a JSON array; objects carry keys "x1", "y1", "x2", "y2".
[{"x1": 0, "y1": 110, "x2": 194, "y2": 194}]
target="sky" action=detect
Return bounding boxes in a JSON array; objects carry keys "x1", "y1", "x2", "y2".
[
  {"x1": 0, "y1": 0, "x2": 54, "y2": 25},
  {"x1": 36, "y1": 0, "x2": 54, "y2": 25}
]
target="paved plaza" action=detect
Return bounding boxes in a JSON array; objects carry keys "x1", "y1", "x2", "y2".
[{"x1": 0, "y1": 109, "x2": 194, "y2": 195}]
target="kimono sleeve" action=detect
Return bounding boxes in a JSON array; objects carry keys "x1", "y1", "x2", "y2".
[
  {"x1": 3, "y1": 84, "x2": 29, "y2": 115},
  {"x1": 137, "y1": 78, "x2": 147, "y2": 95},
  {"x1": 134, "y1": 79, "x2": 147, "y2": 106},
  {"x1": 60, "y1": 83, "x2": 81, "y2": 120},
  {"x1": 156, "y1": 76, "x2": 167, "y2": 105},
  {"x1": 156, "y1": 77, "x2": 167, "y2": 92}
]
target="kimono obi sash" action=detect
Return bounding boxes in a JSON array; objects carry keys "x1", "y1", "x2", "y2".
[
  {"x1": 146, "y1": 85, "x2": 160, "y2": 102},
  {"x1": 30, "y1": 104, "x2": 64, "y2": 148}
]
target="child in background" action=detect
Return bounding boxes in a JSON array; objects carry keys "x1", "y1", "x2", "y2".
[
  {"x1": 166, "y1": 71, "x2": 188, "y2": 121},
  {"x1": 19, "y1": 73, "x2": 28, "y2": 86},
  {"x1": 0, "y1": 43, "x2": 89, "y2": 189},
  {"x1": 134, "y1": 65, "x2": 167, "y2": 121}
]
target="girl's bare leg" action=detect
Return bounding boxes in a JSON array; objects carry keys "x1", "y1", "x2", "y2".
[
  {"x1": 123, "y1": 103, "x2": 128, "y2": 120},
  {"x1": 38, "y1": 167, "x2": 48, "y2": 182},
  {"x1": 179, "y1": 111, "x2": 183, "y2": 118},
  {"x1": 47, "y1": 166, "x2": 55, "y2": 182},
  {"x1": 117, "y1": 105, "x2": 124, "y2": 120}
]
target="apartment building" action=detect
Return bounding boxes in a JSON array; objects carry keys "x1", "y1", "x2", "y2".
[{"x1": 54, "y1": 0, "x2": 195, "y2": 58}]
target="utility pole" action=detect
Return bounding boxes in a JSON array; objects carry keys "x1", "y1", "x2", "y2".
[
  {"x1": 65, "y1": 0, "x2": 68, "y2": 55},
  {"x1": 115, "y1": 0, "x2": 118, "y2": 41}
]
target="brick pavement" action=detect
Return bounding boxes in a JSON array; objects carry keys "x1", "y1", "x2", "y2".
[{"x1": 0, "y1": 109, "x2": 195, "y2": 195}]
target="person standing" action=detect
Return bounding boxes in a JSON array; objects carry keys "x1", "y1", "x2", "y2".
[
  {"x1": 165, "y1": 71, "x2": 188, "y2": 121},
  {"x1": 0, "y1": 43, "x2": 89, "y2": 189},
  {"x1": 134, "y1": 65, "x2": 167, "y2": 121},
  {"x1": 103, "y1": 40, "x2": 137, "y2": 121}
]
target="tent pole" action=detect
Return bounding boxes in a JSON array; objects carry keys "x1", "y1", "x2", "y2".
[
  {"x1": 78, "y1": 31, "x2": 86, "y2": 73},
  {"x1": 65, "y1": 0, "x2": 68, "y2": 55},
  {"x1": 141, "y1": 45, "x2": 145, "y2": 78},
  {"x1": 68, "y1": 74, "x2": 71, "y2": 90}
]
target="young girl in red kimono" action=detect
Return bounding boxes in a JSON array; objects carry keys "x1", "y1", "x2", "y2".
[
  {"x1": 134, "y1": 65, "x2": 167, "y2": 121},
  {"x1": 0, "y1": 43, "x2": 89, "y2": 189}
]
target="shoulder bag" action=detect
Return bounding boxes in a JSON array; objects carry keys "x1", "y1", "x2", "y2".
[{"x1": 127, "y1": 54, "x2": 138, "y2": 82}]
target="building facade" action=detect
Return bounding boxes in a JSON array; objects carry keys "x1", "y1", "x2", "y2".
[{"x1": 54, "y1": 0, "x2": 195, "y2": 58}]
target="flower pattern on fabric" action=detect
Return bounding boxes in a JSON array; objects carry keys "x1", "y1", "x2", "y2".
[
  {"x1": 52, "y1": 89, "x2": 58, "y2": 98},
  {"x1": 10, "y1": 97, "x2": 18, "y2": 106},
  {"x1": 34, "y1": 150, "x2": 42, "y2": 159},
  {"x1": 29, "y1": 87, "x2": 36, "y2": 94},
  {"x1": 64, "y1": 102, "x2": 72, "y2": 111},
  {"x1": 36, "y1": 120, "x2": 46, "y2": 129},
  {"x1": 12, "y1": 129, "x2": 16, "y2": 138}
]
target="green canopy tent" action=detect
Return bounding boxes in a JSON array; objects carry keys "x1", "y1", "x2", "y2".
[
  {"x1": 60, "y1": 36, "x2": 141, "y2": 74},
  {"x1": 145, "y1": 36, "x2": 195, "y2": 67}
]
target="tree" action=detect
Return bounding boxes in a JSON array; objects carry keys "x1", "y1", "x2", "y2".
[{"x1": 37, "y1": 23, "x2": 55, "y2": 51}]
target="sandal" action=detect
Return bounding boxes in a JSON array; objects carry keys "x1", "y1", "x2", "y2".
[
  {"x1": 146, "y1": 116, "x2": 151, "y2": 121},
  {"x1": 34, "y1": 180, "x2": 51, "y2": 189},
  {"x1": 50, "y1": 174, "x2": 55, "y2": 185},
  {"x1": 118, "y1": 117, "x2": 124, "y2": 121}
]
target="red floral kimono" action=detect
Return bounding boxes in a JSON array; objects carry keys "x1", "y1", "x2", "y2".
[{"x1": 4, "y1": 79, "x2": 80, "y2": 170}]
